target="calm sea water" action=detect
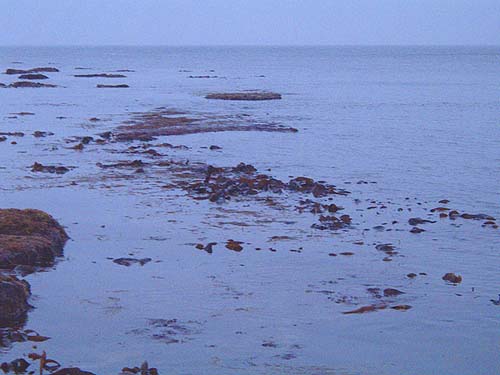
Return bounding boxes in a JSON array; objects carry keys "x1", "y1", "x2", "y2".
[{"x1": 0, "y1": 46, "x2": 499, "y2": 375}]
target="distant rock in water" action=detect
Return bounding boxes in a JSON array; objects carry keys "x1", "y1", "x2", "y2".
[
  {"x1": 8, "y1": 81, "x2": 57, "y2": 88},
  {"x1": 75, "y1": 73, "x2": 126, "y2": 78},
  {"x1": 205, "y1": 92, "x2": 282, "y2": 101},
  {"x1": 4, "y1": 67, "x2": 59, "y2": 75},
  {"x1": 18, "y1": 73, "x2": 49, "y2": 80},
  {"x1": 96, "y1": 84, "x2": 129, "y2": 88}
]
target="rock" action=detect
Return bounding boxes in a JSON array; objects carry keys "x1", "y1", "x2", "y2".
[
  {"x1": 383, "y1": 288, "x2": 405, "y2": 297},
  {"x1": 18, "y1": 73, "x2": 49, "y2": 80},
  {"x1": 75, "y1": 73, "x2": 126, "y2": 78},
  {"x1": 410, "y1": 227, "x2": 425, "y2": 233},
  {"x1": 31, "y1": 162, "x2": 70, "y2": 174},
  {"x1": 343, "y1": 304, "x2": 387, "y2": 314},
  {"x1": 408, "y1": 218, "x2": 435, "y2": 226},
  {"x1": 0, "y1": 274, "x2": 31, "y2": 323},
  {"x1": 0, "y1": 358, "x2": 30, "y2": 373},
  {"x1": 206, "y1": 92, "x2": 282, "y2": 101},
  {"x1": 460, "y1": 213, "x2": 495, "y2": 220},
  {"x1": 52, "y1": 368, "x2": 96, "y2": 375},
  {"x1": 0, "y1": 209, "x2": 69, "y2": 269},
  {"x1": 4, "y1": 67, "x2": 59, "y2": 75},
  {"x1": 96, "y1": 84, "x2": 129, "y2": 88},
  {"x1": 442, "y1": 273, "x2": 462, "y2": 284},
  {"x1": 391, "y1": 305, "x2": 412, "y2": 311},
  {"x1": 226, "y1": 240, "x2": 243, "y2": 252},
  {"x1": 9, "y1": 81, "x2": 57, "y2": 88},
  {"x1": 33, "y1": 131, "x2": 54, "y2": 138},
  {"x1": 112, "y1": 258, "x2": 152, "y2": 267}
]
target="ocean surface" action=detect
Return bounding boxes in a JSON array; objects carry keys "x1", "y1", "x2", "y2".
[{"x1": 0, "y1": 46, "x2": 498, "y2": 375}]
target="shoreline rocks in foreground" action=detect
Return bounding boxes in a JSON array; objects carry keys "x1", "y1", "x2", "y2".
[
  {"x1": 0, "y1": 209, "x2": 68, "y2": 324},
  {"x1": 205, "y1": 92, "x2": 282, "y2": 101}
]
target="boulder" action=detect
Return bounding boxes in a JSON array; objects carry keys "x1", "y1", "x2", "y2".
[
  {"x1": 0, "y1": 209, "x2": 68, "y2": 268},
  {"x1": 0, "y1": 274, "x2": 31, "y2": 324}
]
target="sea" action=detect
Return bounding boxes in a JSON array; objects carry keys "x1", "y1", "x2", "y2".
[{"x1": 0, "y1": 46, "x2": 498, "y2": 375}]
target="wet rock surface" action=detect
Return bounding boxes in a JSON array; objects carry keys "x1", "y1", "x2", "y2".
[
  {"x1": 97, "y1": 84, "x2": 129, "y2": 88},
  {"x1": 0, "y1": 274, "x2": 31, "y2": 324},
  {"x1": 0, "y1": 209, "x2": 68, "y2": 268},
  {"x1": 74, "y1": 73, "x2": 126, "y2": 78},
  {"x1": 18, "y1": 73, "x2": 49, "y2": 80},
  {"x1": 114, "y1": 107, "x2": 297, "y2": 141},
  {"x1": 206, "y1": 92, "x2": 282, "y2": 100},
  {"x1": 4, "y1": 67, "x2": 59, "y2": 75},
  {"x1": 7, "y1": 81, "x2": 57, "y2": 88}
]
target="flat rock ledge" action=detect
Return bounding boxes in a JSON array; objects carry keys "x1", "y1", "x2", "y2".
[
  {"x1": 0, "y1": 209, "x2": 68, "y2": 324},
  {"x1": 205, "y1": 92, "x2": 282, "y2": 101}
]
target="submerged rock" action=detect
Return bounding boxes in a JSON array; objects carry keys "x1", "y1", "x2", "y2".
[
  {"x1": 112, "y1": 258, "x2": 152, "y2": 267},
  {"x1": 206, "y1": 92, "x2": 282, "y2": 101},
  {"x1": 74, "y1": 73, "x2": 126, "y2": 78},
  {"x1": 52, "y1": 368, "x2": 96, "y2": 375},
  {"x1": 31, "y1": 162, "x2": 70, "y2": 174},
  {"x1": 96, "y1": 84, "x2": 129, "y2": 88},
  {"x1": 18, "y1": 73, "x2": 49, "y2": 80},
  {"x1": 9, "y1": 81, "x2": 57, "y2": 88},
  {"x1": 4, "y1": 67, "x2": 59, "y2": 75}
]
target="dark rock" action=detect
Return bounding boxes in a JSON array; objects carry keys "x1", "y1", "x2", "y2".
[
  {"x1": 383, "y1": 288, "x2": 405, "y2": 297},
  {"x1": 96, "y1": 84, "x2": 129, "y2": 88},
  {"x1": 33, "y1": 131, "x2": 54, "y2": 138},
  {"x1": 391, "y1": 305, "x2": 412, "y2": 311},
  {"x1": 442, "y1": 273, "x2": 462, "y2": 284},
  {"x1": 18, "y1": 73, "x2": 49, "y2": 80},
  {"x1": 0, "y1": 208, "x2": 69, "y2": 269},
  {"x1": 410, "y1": 227, "x2": 425, "y2": 233},
  {"x1": 113, "y1": 258, "x2": 152, "y2": 267},
  {"x1": 460, "y1": 213, "x2": 495, "y2": 220},
  {"x1": 226, "y1": 240, "x2": 243, "y2": 252},
  {"x1": 5, "y1": 67, "x2": 59, "y2": 75},
  {"x1": 0, "y1": 274, "x2": 31, "y2": 323},
  {"x1": 52, "y1": 368, "x2": 96, "y2": 375},
  {"x1": 31, "y1": 162, "x2": 70, "y2": 174},
  {"x1": 74, "y1": 73, "x2": 126, "y2": 78},
  {"x1": 408, "y1": 218, "x2": 435, "y2": 226},
  {"x1": 206, "y1": 92, "x2": 282, "y2": 101},
  {"x1": 0, "y1": 358, "x2": 30, "y2": 373},
  {"x1": 9, "y1": 81, "x2": 57, "y2": 88}
]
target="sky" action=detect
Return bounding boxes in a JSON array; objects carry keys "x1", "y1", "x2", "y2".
[{"x1": 0, "y1": 0, "x2": 498, "y2": 46}]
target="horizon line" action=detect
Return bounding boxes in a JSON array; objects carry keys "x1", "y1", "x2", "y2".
[{"x1": 0, "y1": 43, "x2": 499, "y2": 48}]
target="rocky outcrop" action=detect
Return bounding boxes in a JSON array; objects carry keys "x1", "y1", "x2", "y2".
[
  {"x1": 0, "y1": 209, "x2": 67, "y2": 326},
  {"x1": 0, "y1": 209, "x2": 68, "y2": 268}
]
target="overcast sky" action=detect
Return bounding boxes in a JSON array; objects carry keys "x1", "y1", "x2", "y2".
[{"x1": 1, "y1": 0, "x2": 498, "y2": 46}]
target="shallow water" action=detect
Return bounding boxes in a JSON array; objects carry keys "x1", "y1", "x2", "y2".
[{"x1": 0, "y1": 46, "x2": 499, "y2": 375}]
